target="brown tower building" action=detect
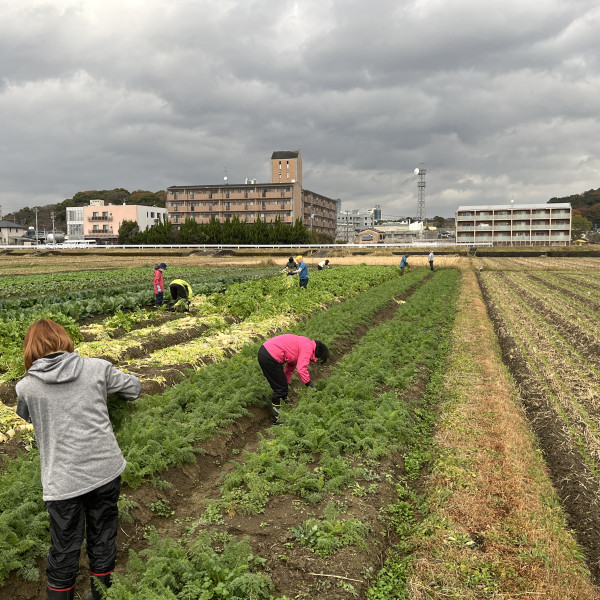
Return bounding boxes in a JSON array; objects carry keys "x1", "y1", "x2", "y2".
[
  {"x1": 271, "y1": 150, "x2": 302, "y2": 186},
  {"x1": 166, "y1": 150, "x2": 337, "y2": 238}
]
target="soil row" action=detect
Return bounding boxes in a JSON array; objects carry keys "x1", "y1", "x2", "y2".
[{"x1": 478, "y1": 271, "x2": 600, "y2": 583}]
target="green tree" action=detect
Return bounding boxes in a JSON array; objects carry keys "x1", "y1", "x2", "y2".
[
  {"x1": 571, "y1": 214, "x2": 592, "y2": 240},
  {"x1": 118, "y1": 220, "x2": 140, "y2": 244},
  {"x1": 178, "y1": 218, "x2": 199, "y2": 243},
  {"x1": 432, "y1": 215, "x2": 445, "y2": 229}
]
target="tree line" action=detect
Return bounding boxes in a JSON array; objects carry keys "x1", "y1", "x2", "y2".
[{"x1": 118, "y1": 215, "x2": 334, "y2": 245}]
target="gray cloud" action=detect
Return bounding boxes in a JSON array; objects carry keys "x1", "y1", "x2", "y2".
[{"x1": 1, "y1": 0, "x2": 599, "y2": 220}]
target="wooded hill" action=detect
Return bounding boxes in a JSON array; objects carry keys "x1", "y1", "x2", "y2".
[
  {"x1": 549, "y1": 187, "x2": 600, "y2": 226},
  {"x1": 4, "y1": 189, "x2": 166, "y2": 233}
]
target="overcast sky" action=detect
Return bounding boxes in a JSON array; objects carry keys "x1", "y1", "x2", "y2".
[{"x1": 1, "y1": 0, "x2": 599, "y2": 219}]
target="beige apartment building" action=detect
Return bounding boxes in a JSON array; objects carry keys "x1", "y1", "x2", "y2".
[
  {"x1": 455, "y1": 203, "x2": 572, "y2": 246},
  {"x1": 166, "y1": 151, "x2": 338, "y2": 238}
]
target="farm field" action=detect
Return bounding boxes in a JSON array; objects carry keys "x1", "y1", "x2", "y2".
[{"x1": 1, "y1": 254, "x2": 600, "y2": 599}]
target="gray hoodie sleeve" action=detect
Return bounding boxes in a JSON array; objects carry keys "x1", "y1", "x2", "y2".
[
  {"x1": 105, "y1": 362, "x2": 142, "y2": 400},
  {"x1": 16, "y1": 398, "x2": 31, "y2": 422}
]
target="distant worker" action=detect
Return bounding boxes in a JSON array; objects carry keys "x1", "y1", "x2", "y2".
[
  {"x1": 400, "y1": 254, "x2": 409, "y2": 276},
  {"x1": 169, "y1": 279, "x2": 193, "y2": 311},
  {"x1": 257, "y1": 334, "x2": 330, "y2": 424},
  {"x1": 283, "y1": 256, "x2": 297, "y2": 276},
  {"x1": 153, "y1": 263, "x2": 167, "y2": 306},
  {"x1": 428, "y1": 250, "x2": 434, "y2": 271},
  {"x1": 293, "y1": 255, "x2": 309, "y2": 288},
  {"x1": 317, "y1": 259, "x2": 330, "y2": 270}
]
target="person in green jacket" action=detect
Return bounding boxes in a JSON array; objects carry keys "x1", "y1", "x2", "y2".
[{"x1": 169, "y1": 279, "x2": 193, "y2": 311}]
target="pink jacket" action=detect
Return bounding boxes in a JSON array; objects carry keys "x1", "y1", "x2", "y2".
[
  {"x1": 153, "y1": 269, "x2": 164, "y2": 294},
  {"x1": 263, "y1": 334, "x2": 317, "y2": 384}
]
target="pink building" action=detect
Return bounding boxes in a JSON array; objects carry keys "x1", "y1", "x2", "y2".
[{"x1": 82, "y1": 203, "x2": 167, "y2": 243}]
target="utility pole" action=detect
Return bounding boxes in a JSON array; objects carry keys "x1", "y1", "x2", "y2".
[
  {"x1": 34, "y1": 207, "x2": 39, "y2": 243},
  {"x1": 50, "y1": 212, "x2": 55, "y2": 237}
]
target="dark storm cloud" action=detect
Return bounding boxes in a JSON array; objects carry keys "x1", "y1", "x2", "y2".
[{"x1": 0, "y1": 0, "x2": 599, "y2": 218}]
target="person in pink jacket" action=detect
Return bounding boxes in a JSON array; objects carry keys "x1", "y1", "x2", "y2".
[
  {"x1": 153, "y1": 263, "x2": 166, "y2": 306},
  {"x1": 258, "y1": 334, "x2": 329, "y2": 424}
]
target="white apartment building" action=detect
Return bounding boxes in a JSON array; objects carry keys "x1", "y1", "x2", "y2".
[
  {"x1": 455, "y1": 203, "x2": 572, "y2": 246},
  {"x1": 336, "y1": 209, "x2": 375, "y2": 241}
]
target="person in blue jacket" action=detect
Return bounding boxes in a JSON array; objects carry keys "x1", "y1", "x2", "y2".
[
  {"x1": 400, "y1": 254, "x2": 409, "y2": 276},
  {"x1": 293, "y1": 255, "x2": 309, "y2": 288}
]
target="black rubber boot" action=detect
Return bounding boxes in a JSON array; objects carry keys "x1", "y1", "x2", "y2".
[
  {"x1": 47, "y1": 586, "x2": 75, "y2": 599},
  {"x1": 86, "y1": 573, "x2": 112, "y2": 600}
]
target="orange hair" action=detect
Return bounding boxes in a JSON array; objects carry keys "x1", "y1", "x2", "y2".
[{"x1": 23, "y1": 319, "x2": 74, "y2": 371}]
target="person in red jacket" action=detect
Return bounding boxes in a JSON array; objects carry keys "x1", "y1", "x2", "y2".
[
  {"x1": 257, "y1": 334, "x2": 329, "y2": 423},
  {"x1": 153, "y1": 263, "x2": 166, "y2": 306}
]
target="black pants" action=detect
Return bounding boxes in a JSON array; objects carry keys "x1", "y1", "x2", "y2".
[
  {"x1": 45, "y1": 476, "x2": 121, "y2": 590},
  {"x1": 429, "y1": 261, "x2": 434, "y2": 271},
  {"x1": 170, "y1": 283, "x2": 188, "y2": 301},
  {"x1": 257, "y1": 345, "x2": 288, "y2": 401}
]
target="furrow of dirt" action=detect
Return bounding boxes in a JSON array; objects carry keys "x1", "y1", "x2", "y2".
[
  {"x1": 478, "y1": 271, "x2": 600, "y2": 583},
  {"x1": 526, "y1": 272, "x2": 600, "y2": 316}
]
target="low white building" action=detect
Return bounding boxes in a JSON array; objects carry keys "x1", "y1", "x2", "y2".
[{"x1": 455, "y1": 203, "x2": 572, "y2": 246}]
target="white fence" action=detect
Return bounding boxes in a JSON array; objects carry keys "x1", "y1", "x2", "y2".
[{"x1": 0, "y1": 242, "x2": 490, "y2": 251}]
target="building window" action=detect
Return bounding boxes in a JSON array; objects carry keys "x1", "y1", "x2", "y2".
[
  {"x1": 173, "y1": 192, "x2": 178, "y2": 200},
  {"x1": 190, "y1": 191, "x2": 194, "y2": 199},
  {"x1": 225, "y1": 191, "x2": 230, "y2": 199},
  {"x1": 262, "y1": 189, "x2": 267, "y2": 198},
  {"x1": 190, "y1": 205, "x2": 195, "y2": 211}
]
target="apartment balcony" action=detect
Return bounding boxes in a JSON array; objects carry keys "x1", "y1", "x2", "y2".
[{"x1": 88, "y1": 216, "x2": 113, "y2": 221}]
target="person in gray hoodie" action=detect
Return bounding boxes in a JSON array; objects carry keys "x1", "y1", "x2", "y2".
[{"x1": 16, "y1": 319, "x2": 141, "y2": 600}]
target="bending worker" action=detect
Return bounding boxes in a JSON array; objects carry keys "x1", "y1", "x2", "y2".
[
  {"x1": 258, "y1": 334, "x2": 329, "y2": 424},
  {"x1": 169, "y1": 278, "x2": 193, "y2": 310},
  {"x1": 283, "y1": 256, "x2": 297, "y2": 276}
]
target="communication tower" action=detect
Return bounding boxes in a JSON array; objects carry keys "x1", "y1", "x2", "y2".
[{"x1": 414, "y1": 165, "x2": 426, "y2": 224}]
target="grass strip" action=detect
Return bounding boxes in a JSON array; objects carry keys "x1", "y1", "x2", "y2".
[{"x1": 378, "y1": 268, "x2": 598, "y2": 599}]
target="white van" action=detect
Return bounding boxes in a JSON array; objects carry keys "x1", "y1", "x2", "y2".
[{"x1": 61, "y1": 240, "x2": 98, "y2": 248}]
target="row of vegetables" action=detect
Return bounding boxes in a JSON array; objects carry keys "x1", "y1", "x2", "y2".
[
  {"x1": 0, "y1": 268, "x2": 274, "y2": 383},
  {"x1": 107, "y1": 269, "x2": 460, "y2": 598},
  {"x1": 0, "y1": 264, "x2": 416, "y2": 586}
]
